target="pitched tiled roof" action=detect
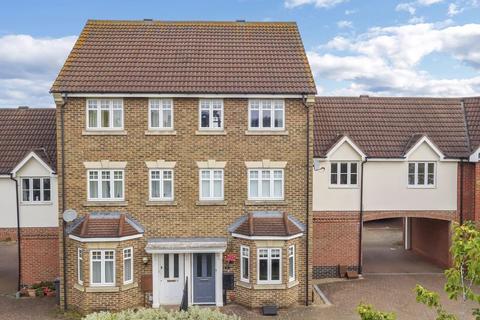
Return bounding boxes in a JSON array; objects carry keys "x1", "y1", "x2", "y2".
[
  {"x1": 229, "y1": 211, "x2": 304, "y2": 237},
  {"x1": 314, "y1": 96, "x2": 471, "y2": 159},
  {"x1": 463, "y1": 97, "x2": 480, "y2": 152},
  {"x1": 51, "y1": 20, "x2": 316, "y2": 95},
  {"x1": 0, "y1": 108, "x2": 56, "y2": 174},
  {"x1": 69, "y1": 212, "x2": 144, "y2": 238}
]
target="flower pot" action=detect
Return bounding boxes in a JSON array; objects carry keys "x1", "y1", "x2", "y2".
[{"x1": 27, "y1": 289, "x2": 36, "y2": 297}]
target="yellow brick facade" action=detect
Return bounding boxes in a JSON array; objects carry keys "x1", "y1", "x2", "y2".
[{"x1": 56, "y1": 97, "x2": 313, "y2": 312}]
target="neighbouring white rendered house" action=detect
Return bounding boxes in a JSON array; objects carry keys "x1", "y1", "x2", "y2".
[{"x1": 0, "y1": 107, "x2": 59, "y2": 287}]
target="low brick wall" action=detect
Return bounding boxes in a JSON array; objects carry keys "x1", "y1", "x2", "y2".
[{"x1": 0, "y1": 228, "x2": 18, "y2": 241}]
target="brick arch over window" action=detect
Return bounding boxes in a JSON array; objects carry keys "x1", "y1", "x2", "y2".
[{"x1": 363, "y1": 210, "x2": 459, "y2": 222}]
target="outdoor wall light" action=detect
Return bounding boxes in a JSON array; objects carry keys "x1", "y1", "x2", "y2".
[{"x1": 142, "y1": 256, "x2": 149, "y2": 265}]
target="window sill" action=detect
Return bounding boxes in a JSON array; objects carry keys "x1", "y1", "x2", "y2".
[
  {"x1": 245, "y1": 130, "x2": 288, "y2": 136},
  {"x1": 145, "y1": 130, "x2": 177, "y2": 136},
  {"x1": 121, "y1": 282, "x2": 138, "y2": 291},
  {"x1": 253, "y1": 283, "x2": 286, "y2": 290},
  {"x1": 145, "y1": 200, "x2": 177, "y2": 206},
  {"x1": 244, "y1": 200, "x2": 288, "y2": 206},
  {"x1": 328, "y1": 185, "x2": 360, "y2": 189},
  {"x1": 195, "y1": 130, "x2": 227, "y2": 136},
  {"x1": 85, "y1": 286, "x2": 119, "y2": 293},
  {"x1": 287, "y1": 280, "x2": 299, "y2": 288},
  {"x1": 407, "y1": 186, "x2": 436, "y2": 189},
  {"x1": 83, "y1": 201, "x2": 128, "y2": 207},
  {"x1": 82, "y1": 130, "x2": 127, "y2": 136},
  {"x1": 196, "y1": 200, "x2": 228, "y2": 206},
  {"x1": 74, "y1": 283, "x2": 85, "y2": 292},
  {"x1": 20, "y1": 202, "x2": 53, "y2": 206},
  {"x1": 237, "y1": 281, "x2": 252, "y2": 289}
]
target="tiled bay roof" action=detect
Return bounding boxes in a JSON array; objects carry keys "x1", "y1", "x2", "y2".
[
  {"x1": 0, "y1": 108, "x2": 56, "y2": 174},
  {"x1": 463, "y1": 97, "x2": 480, "y2": 151},
  {"x1": 51, "y1": 20, "x2": 316, "y2": 95},
  {"x1": 314, "y1": 96, "x2": 471, "y2": 159},
  {"x1": 229, "y1": 211, "x2": 304, "y2": 237},
  {"x1": 69, "y1": 212, "x2": 144, "y2": 238}
]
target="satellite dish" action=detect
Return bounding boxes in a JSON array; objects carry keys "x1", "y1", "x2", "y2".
[{"x1": 63, "y1": 209, "x2": 78, "y2": 222}]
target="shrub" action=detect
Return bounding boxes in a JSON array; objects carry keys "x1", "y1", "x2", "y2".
[
  {"x1": 83, "y1": 307, "x2": 240, "y2": 320},
  {"x1": 357, "y1": 304, "x2": 396, "y2": 320}
]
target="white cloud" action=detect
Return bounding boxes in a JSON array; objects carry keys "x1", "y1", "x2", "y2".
[
  {"x1": 409, "y1": 16, "x2": 425, "y2": 23},
  {"x1": 284, "y1": 0, "x2": 348, "y2": 8},
  {"x1": 396, "y1": 0, "x2": 443, "y2": 16},
  {"x1": 345, "y1": 9, "x2": 356, "y2": 15},
  {"x1": 337, "y1": 20, "x2": 353, "y2": 29},
  {"x1": 448, "y1": 3, "x2": 463, "y2": 15},
  {"x1": 308, "y1": 23, "x2": 480, "y2": 96},
  {"x1": 0, "y1": 34, "x2": 76, "y2": 107}
]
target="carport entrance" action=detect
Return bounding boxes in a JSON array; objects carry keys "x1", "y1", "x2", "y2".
[
  {"x1": 362, "y1": 218, "x2": 445, "y2": 274},
  {"x1": 0, "y1": 242, "x2": 18, "y2": 295}
]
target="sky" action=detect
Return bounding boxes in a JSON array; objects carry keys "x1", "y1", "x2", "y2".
[{"x1": 0, "y1": 0, "x2": 479, "y2": 107}]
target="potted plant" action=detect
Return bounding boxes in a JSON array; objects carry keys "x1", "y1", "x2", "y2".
[
  {"x1": 225, "y1": 253, "x2": 236, "y2": 272},
  {"x1": 27, "y1": 288, "x2": 36, "y2": 297}
]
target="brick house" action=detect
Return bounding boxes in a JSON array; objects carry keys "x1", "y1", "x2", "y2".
[
  {"x1": 0, "y1": 107, "x2": 59, "y2": 287},
  {"x1": 50, "y1": 20, "x2": 316, "y2": 312},
  {"x1": 312, "y1": 96, "x2": 480, "y2": 278}
]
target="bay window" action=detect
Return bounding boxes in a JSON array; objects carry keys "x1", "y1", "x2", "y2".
[
  {"x1": 87, "y1": 99, "x2": 123, "y2": 130},
  {"x1": 249, "y1": 99, "x2": 284, "y2": 130},
  {"x1": 78, "y1": 248, "x2": 83, "y2": 285},
  {"x1": 149, "y1": 169, "x2": 174, "y2": 201},
  {"x1": 90, "y1": 250, "x2": 115, "y2": 286},
  {"x1": 123, "y1": 248, "x2": 133, "y2": 284},
  {"x1": 199, "y1": 99, "x2": 223, "y2": 130},
  {"x1": 149, "y1": 99, "x2": 173, "y2": 130},
  {"x1": 330, "y1": 162, "x2": 358, "y2": 186},
  {"x1": 240, "y1": 246, "x2": 250, "y2": 282},
  {"x1": 288, "y1": 245, "x2": 295, "y2": 282},
  {"x1": 408, "y1": 162, "x2": 435, "y2": 187},
  {"x1": 21, "y1": 177, "x2": 51, "y2": 203},
  {"x1": 88, "y1": 170, "x2": 124, "y2": 201},
  {"x1": 258, "y1": 248, "x2": 281, "y2": 284},
  {"x1": 248, "y1": 169, "x2": 283, "y2": 200},
  {"x1": 199, "y1": 169, "x2": 224, "y2": 201}
]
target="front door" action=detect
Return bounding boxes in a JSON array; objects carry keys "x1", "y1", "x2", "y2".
[
  {"x1": 159, "y1": 253, "x2": 184, "y2": 305},
  {"x1": 193, "y1": 253, "x2": 216, "y2": 304}
]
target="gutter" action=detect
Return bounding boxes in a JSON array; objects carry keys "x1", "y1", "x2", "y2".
[
  {"x1": 9, "y1": 174, "x2": 21, "y2": 291},
  {"x1": 358, "y1": 158, "x2": 367, "y2": 274},
  {"x1": 302, "y1": 95, "x2": 311, "y2": 306},
  {"x1": 59, "y1": 94, "x2": 68, "y2": 310}
]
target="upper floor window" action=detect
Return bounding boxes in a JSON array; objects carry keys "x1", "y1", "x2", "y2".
[
  {"x1": 408, "y1": 162, "x2": 435, "y2": 187},
  {"x1": 90, "y1": 250, "x2": 115, "y2": 286},
  {"x1": 149, "y1": 99, "x2": 173, "y2": 130},
  {"x1": 248, "y1": 169, "x2": 284, "y2": 200},
  {"x1": 88, "y1": 170, "x2": 124, "y2": 201},
  {"x1": 87, "y1": 99, "x2": 123, "y2": 130},
  {"x1": 199, "y1": 99, "x2": 223, "y2": 130},
  {"x1": 258, "y1": 248, "x2": 281, "y2": 284},
  {"x1": 149, "y1": 169, "x2": 174, "y2": 201},
  {"x1": 249, "y1": 100, "x2": 284, "y2": 130},
  {"x1": 330, "y1": 162, "x2": 358, "y2": 186},
  {"x1": 199, "y1": 169, "x2": 224, "y2": 201},
  {"x1": 21, "y1": 177, "x2": 51, "y2": 203}
]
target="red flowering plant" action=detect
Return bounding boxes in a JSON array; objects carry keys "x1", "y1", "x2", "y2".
[{"x1": 225, "y1": 253, "x2": 237, "y2": 271}]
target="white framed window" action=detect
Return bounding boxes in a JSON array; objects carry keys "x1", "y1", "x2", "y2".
[
  {"x1": 149, "y1": 99, "x2": 173, "y2": 130},
  {"x1": 199, "y1": 99, "x2": 223, "y2": 130},
  {"x1": 21, "y1": 177, "x2": 51, "y2": 203},
  {"x1": 248, "y1": 169, "x2": 284, "y2": 200},
  {"x1": 90, "y1": 250, "x2": 115, "y2": 286},
  {"x1": 199, "y1": 169, "x2": 224, "y2": 201},
  {"x1": 88, "y1": 170, "x2": 124, "y2": 201},
  {"x1": 248, "y1": 99, "x2": 284, "y2": 130},
  {"x1": 123, "y1": 247, "x2": 133, "y2": 285},
  {"x1": 288, "y1": 245, "x2": 295, "y2": 282},
  {"x1": 87, "y1": 99, "x2": 123, "y2": 130},
  {"x1": 240, "y1": 246, "x2": 250, "y2": 283},
  {"x1": 330, "y1": 162, "x2": 358, "y2": 187},
  {"x1": 149, "y1": 169, "x2": 174, "y2": 201},
  {"x1": 408, "y1": 162, "x2": 435, "y2": 187},
  {"x1": 77, "y1": 248, "x2": 83, "y2": 285},
  {"x1": 257, "y1": 248, "x2": 281, "y2": 284}
]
